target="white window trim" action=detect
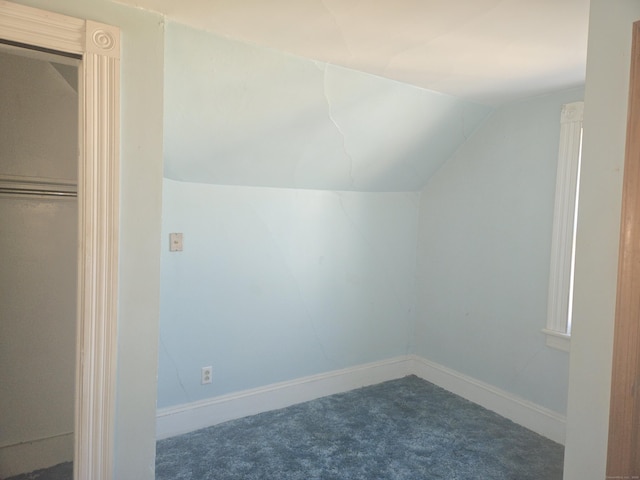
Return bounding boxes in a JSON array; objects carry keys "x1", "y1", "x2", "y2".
[{"x1": 544, "y1": 101, "x2": 583, "y2": 352}]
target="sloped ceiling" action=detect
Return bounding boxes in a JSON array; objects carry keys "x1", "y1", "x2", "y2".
[
  {"x1": 115, "y1": 0, "x2": 589, "y2": 106},
  {"x1": 163, "y1": 22, "x2": 492, "y2": 192},
  {"x1": 116, "y1": 0, "x2": 589, "y2": 191}
]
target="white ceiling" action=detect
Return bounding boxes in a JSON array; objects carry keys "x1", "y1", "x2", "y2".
[{"x1": 115, "y1": 0, "x2": 589, "y2": 105}]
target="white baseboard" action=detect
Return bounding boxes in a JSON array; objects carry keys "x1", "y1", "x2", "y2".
[
  {"x1": 156, "y1": 356, "x2": 412, "y2": 440},
  {"x1": 0, "y1": 432, "x2": 73, "y2": 478},
  {"x1": 409, "y1": 355, "x2": 566, "y2": 445},
  {"x1": 156, "y1": 355, "x2": 566, "y2": 445}
]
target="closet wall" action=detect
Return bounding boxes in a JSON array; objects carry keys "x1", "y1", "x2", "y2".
[{"x1": 0, "y1": 50, "x2": 78, "y2": 477}]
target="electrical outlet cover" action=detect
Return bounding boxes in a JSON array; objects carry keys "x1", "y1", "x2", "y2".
[{"x1": 201, "y1": 366, "x2": 212, "y2": 384}]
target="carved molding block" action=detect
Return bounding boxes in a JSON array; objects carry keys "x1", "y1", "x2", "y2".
[
  {"x1": 85, "y1": 20, "x2": 120, "y2": 58},
  {"x1": 561, "y1": 102, "x2": 584, "y2": 123}
]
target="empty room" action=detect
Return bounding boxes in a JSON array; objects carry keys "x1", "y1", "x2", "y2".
[{"x1": 1, "y1": 0, "x2": 638, "y2": 479}]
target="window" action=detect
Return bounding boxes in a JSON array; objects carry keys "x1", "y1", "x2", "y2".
[{"x1": 544, "y1": 101, "x2": 583, "y2": 352}]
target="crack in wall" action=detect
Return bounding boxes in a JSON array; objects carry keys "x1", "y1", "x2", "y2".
[
  {"x1": 321, "y1": 63, "x2": 357, "y2": 188},
  {"x1": 160, "y1": 333, "x2": 191, "y2": 403}
]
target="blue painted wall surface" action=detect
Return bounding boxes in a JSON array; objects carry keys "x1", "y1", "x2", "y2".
[
  {"x1": 158, "y1": 180, "x2": 418, "y2": 407},
  {"x1": 157, "y1": 22, "x2": 492, "y2": 408},
  {"x1": 163, "y1": 22, "x2": 491, "y2": 192},
  {"x1": 415, "y1": 87, "x2": 584, "y2": 414}
]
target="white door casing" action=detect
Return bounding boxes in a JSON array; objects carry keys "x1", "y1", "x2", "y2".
[{"x1": 0, "y1": 2, "x2": 120, "y2": 479}]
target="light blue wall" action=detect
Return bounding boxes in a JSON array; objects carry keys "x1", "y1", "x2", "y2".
[
  {"x1": 164, "y1": 22, "x2": 491, "y2": 192},
  {"x1": 158, "y1": 180, "x2": 418, "y2": 406},
  {"x1": 10, "y1": 1, "x2": 164, "y2": 478},
  {"x1": 158, "y1": 22, "x2": 492, "y2": 409},
  {"x1": 415, "y1": 87, "x2": 584, "y2": 414},
  {"x1": 3, "y1": 1, "x2": 599, "y2": 476}
]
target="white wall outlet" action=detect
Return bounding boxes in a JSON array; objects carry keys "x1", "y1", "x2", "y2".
[
  {"x1": 201, "y1": 366, "x2": 212, "y2": 384},
  {"x1": 169, "y1": 232, "x2": 183, "y2": 252}
]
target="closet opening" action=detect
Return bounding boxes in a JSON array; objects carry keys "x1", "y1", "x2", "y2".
[{"x1": 0, "y1": 42, "x2": 79, "y2": 479}]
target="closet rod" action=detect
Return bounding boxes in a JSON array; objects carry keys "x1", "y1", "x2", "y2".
[{"x1": 0, "y1": 187, "x2": 77, "y2": 197}]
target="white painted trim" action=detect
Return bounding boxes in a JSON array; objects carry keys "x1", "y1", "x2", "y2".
[
  {"x1": 542, "y1": 328, "x2": 571, "y2": 352},
  {"x1": 76, "y1": 41, "x2": 120, "y2": 480},
  {"x1": 0, "y1": 3, "x2": 121, "y2": 479},
  {"x1": 0, "y1": 0, "x2": 84, "y2": 54},
  {"x1": 157, "y1": 355, "x2": 566, "y2": 446},
  {"x1": 0, "y1": 433, "x2": 73, "y2": 478},
  {"x1": 409, "y1": 355, "x2": 566, "y2": 445},
  {"x1": 156, "y1": 356, "x2": 412, "y2": 440},
  {"x1": 546, "y1": 101, "x2": 584, "y2": 346}
]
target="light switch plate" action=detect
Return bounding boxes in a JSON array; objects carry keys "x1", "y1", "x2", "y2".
[{"x1": 169, "y1": 233, "x2": 183, "y2": 252}]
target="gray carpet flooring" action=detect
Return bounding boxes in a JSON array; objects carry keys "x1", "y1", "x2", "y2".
[
  {"x1": 5, "y1": 461, "x2": 72, "y2": 480},
  {"x1": 155, "y1": 375, "x2": 564, "y2": 479}
]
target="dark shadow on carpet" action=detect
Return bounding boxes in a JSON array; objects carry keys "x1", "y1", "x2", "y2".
[
  {"x1": 156, "y1": 375, "x2": 564, "y2": 479},
  {"x1": 5, "y1": 462, "x2": 72, "y2": 480}
]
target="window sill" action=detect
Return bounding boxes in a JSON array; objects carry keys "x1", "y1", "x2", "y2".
[{"x1": 542, "y1": 329, "x2": 571, "y2": 352}]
